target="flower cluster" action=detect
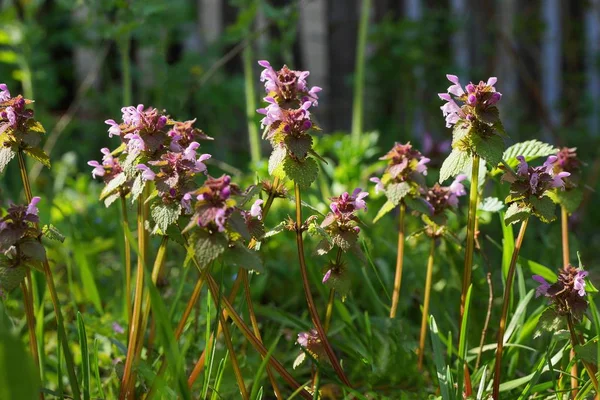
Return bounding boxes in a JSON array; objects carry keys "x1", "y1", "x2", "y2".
[
  {"x1": 420, "y1": 175, "x2": 467, "y2": 230},
  {"x1": 551, "y1": 147, "x2": 581, "y2": 189},
  {"x1": 0, "y1": 84, "x2": 47, "y2": 172},
  {"x1": 87, "y1": 148, "x2": 124, "y2": 183},
  {"x1": 294, "y1": 329, "x2": 327, "y2": 369},
  {"x1": 533, "y1": 265, "x2": 589, "y2": 320},
  {"x1": 0, "y1": 198, "x2": 45, "y2": 280},
  {"x1": 257, "y1": 61, "x2": 322, "y2": 188},
  {"x1": 438, "y1": 75, "x2": 501, "y2": 128},
  {"x1": 189, "y1": 175, "x2": 239, "y2": 233},
  {"x1": 370, "y1": 142, "x2": 430, "y2": 194}
]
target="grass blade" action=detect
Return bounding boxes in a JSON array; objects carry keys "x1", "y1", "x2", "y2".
[
  {"x1": 429, "y1": 316, "x2": 452, "y2": 400},
  {"x1": 77, "y1": 312, "x2": 91, "y2": 400}
]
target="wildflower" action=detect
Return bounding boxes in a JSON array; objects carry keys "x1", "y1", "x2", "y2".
[
  {"x1": 192, "y1": 175, "x2": 239, "y2": 233},
  {"x1": 0, "y1": 83, "x2": 10, "y2": 102},
  {"x1": 423, "y1": 174, "x2": 468, "y2": 215},
  {"x1": 124, "y1": 133, "x2": 146, "y2": 156},
  {"x1": 26, "y1": 197, "x2": 41, "y2": 217},
  {"x1": 112, "y1": 322, "x2": 125, "y2": 334},
  {"x1": 533, "y1": 265, "x2": 589, "y2": 320},
  {"x1": 181, "y1": 193, "x2": 193, "y2": 214},
  {"x1": 330, "y1": 188, "x2": 368, "y2": 215},
  {"x1": 87, "y1": 148, "x2": 123, "y2": 184},
  {"x1": 250, "y1": 199, "x2": 263, "y2": 220},
  {"x1": 105, "y1": 119, "x2": 121, "y2": 138},
  {"x1": 438, "y1": 75, "x2": 501, "y2": 128},
  {"x1": 258, "y1": 61, "x2": 320, "y2": 105},
  {"x1": 136, "y1": 164, "x2": 156, "y2": 181},
  {"x1": 296, "y1": 329, "x2": 326, "y2": 361},
  {"x1": 505, "y1": 155, "x2": 570, "y2": 198}
]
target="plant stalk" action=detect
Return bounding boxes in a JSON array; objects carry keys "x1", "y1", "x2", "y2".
[
  {"x1": 351, "y1": 0, "x2": 371, "y2": 143},
  {"x1": 294, "y1": 183, "x2": 351, "y2": 387},
  {"x1": 492, "y1": 218, "x2": 529, "y2": 399},
  {"x1": 561, "y1": 205, "x2": 578, "y2": 394},
  {"x1": 389, "y1": 202, "x2": 406, "y2": 318},
  {"x1": 21, "y1": 277, "x2": 42, "y2": 399},
  {"x1": 120, "y1": 195, "x2": 132, "y2": 328},
  {"x1": 119, "y1": 184, "x2": 149, "y2": 400},
  {"x1": 567, "y1": 314, "x2": 600, "y2": 394},
  {"x1": 18, "y1": 150, "x2": 80, "y2": 399},
  {"x1": 218, "y1": 306, "x2": 249, "y2": 399},
  {"x1": 418, "y1": 237, "x2": 436, "y2": 370},
  {"x1": 460, "y1": 155, "x2": 480, "y2": 321}
]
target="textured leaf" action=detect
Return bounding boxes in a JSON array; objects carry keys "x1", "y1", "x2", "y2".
[
  {"x1": 99, "y1": 172, "x2": 126, "y2": 201},
  {"x1": 0, "y1": 146, "x2": 15, "y2": 173},
  {"x1": 439, "y1": 149, "x2": 470, "y2": 183},
  {"x1": 104, "y1": 192, "x2": 121, "y2": 208},
  {"x1": 222, "y1": 243, "x2": 264, "y2": 273},
  {"x1": 227, "y1": 212, "x2": 251, "y2": 241},
  {"x1": 315, "y1": 239, "x2": 333, "y2": 255},
  {"x1": 503, "y1": 140, "x2": 558, "y2": 168},
  {"x1": 20, "y1": 239, "x2": 46, "y2": 261},
  {"x1": 23, "y1": 147, "x2": 50, "y2": 168},
  {"x1": 504, "y1": 202, "x2": 531, "y2": 225},
  {"x1": 130, "y1": 175, "x2": 145, "y2": 203},
  {"x1": 263, "y1": 221, "x2": 286, "y2": 238},
  {"x1": 472, "y1": 133, "x2": 504, "y2": 167},
  {"x1": 42, "y1": 224, "x2": 65, "y2": 243},
  {"x1": 284, "y1": 134, "x2": 312, "y2": 159},
  {"x1": 452, "y1": 122, "x2": 472, "y2": 146},
  {"x1": 478, "y1": 197, "x2": 504, "y2": 213},
  {"x1": 268, "y1": 146, "x2": 286, "y2": 177},
  {"x1": 331, "y1": 230, "x2": 358, "y2": 251},
  {"x1": 25, "y1": 119, "x2": 46, "y2": 134},
  {"x1": 151, "y1": 203, "x2": 182, "y2": 234},
  {"x1": 534, "y1": 307, "x2": 563, "y2": 339},
  {"x1": 0, "y1": 264, "x2": 26, "y2": 293},
  {"x1": 192, "y1": 230, "x2": 227, "y2": 269},
  {"x1": 373, "y1": 200, "x2": 396, "y2": 223},
  {"x1": 386, "y1": 182, "x2": 411, "y2": 206},
  {"x1": 555, "y1": 188, "x2": 583, "y2": 214},
  {"x1": 283, "y1": 156, "x2": 318, "y2": 188},
  {"x1": 530, "y1": 195, "x2": 556, "y2": 223}
]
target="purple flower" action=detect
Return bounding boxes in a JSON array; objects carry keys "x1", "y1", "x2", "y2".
[
  {"x1": 506, "y1": 155, "x2": 571, "y2": 199},
  {"x1": 250, "y1": 199, "x2": 263, "y2": 220},
  {"x1": 112, "y1": 322, "x2": 125, "y2": 334},
  {"x1": 121, "y1": 104, "x2": 145, "y2": 126},
  {"x1": 258, "y1": 61, "x2": 320, "y2": 105},
  {"x1": 2, "y1": 106, "x2": 17, "y2": 127},
  {"x1": 124, "y1": 133, "x2": 146, "y2": 155},
  {"x1": 214, "y1": 208, "x2": 227, "y2": 232},
  {"x1": 26, "y1": 197, "x2": 41, "y2": 216},
  {"x1": 369, "y1": 177, "x2": 385, "y2": 194},
  {"x1": 322, "y1": 269, "x2": 332, "y2": 284},
  {"x1": 516, "y1": 156, "x2": 528, "y2": 176},
  {"x1": 136, "y1": 164, "x2": 156, "y2": 181},
  {"x1": 105, "y1": 119, "x2": 121, "y2": 138},
  {"x1": 0, "y1": 83, "x2": 10, "y2": 102},
  {"x1": 532, "y1": 275, "x2": 551, "y2": 297},
  {"x1": 574, "y1": 270, "x2": 588, "y2": 297},
  {"x1": 330, "y1": 188, "x2": 368, "y2": 214},
  {"x1": 415, "y1": 157, "x2": 431, "y2": 175},
  {"x1": 87, "y1": 160, "x2": 105, "y2": 178},
  {"x1": 447, "y1": 174, "x2": 467, "y2": 207},
  {"x1": 193, "y1": 154, "x2": 211, "y2": 175},
  {"x1": 183, "y1": 142, "x2": 200, "y2": 161},
  {"x1": 181, "y1": 192, "x2": 193, "y2": 214}
]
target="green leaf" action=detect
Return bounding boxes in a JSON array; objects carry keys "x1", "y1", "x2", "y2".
[
  {"x1": 268, "y1": 146, "x2": 286, "y2": 177},
  {"x1": 575, "y1": 339, "x2": 598, "y2": 365},
  {"x1": 386, "y1": 182, "x2": 411, "y2": 206},
  {"x1": 284, "y1": 134, "x2": 313, "y2": 159},
  {"x1": 192, "y1": 230, "x2": 227, "y2": 269},
  {"x1": 222, "y1": 243, "x2": 264, "y2": 273},
  {"x1": 504, "y1": 203, "x2": 531, "y2": 225},
  {"x1": 452, "y1": 122, "x2": 472, "y2": 146},
  {"x1": 439, "y1": 149, "x2": 470, "y2": 183},
  {"x1": 25, "y1": 119, "x2": 46, "y2": 134},
  {"x1": 503, "y1": 140, "x2": 558, "y2": 168},
  {"x1": 555, "y1": 188, "x2": 583, "y2": 214},
  {"x1": 0, "y1": 146, "x2": 15, "y2": 174},
  {"x1": 77, "y1": 312, "x2": 91, "y2": 400},
  {"x1": 405, "y1": 196, "x2": 433, "y2": 215},
  {"x1": 534, "y1": 307, "x2": 564, "y2": 339},
  {"x1": 130, "y1": 175, "x2": 145, "y2": 203},
  {"x1": 20, "y1": 239, "x2": 46, "y2": 261},
  {"x1": 23, "y1": 147, "x2": 51, "y2": 168},
  {"x1": 529, "y1": 195, "x2": 556, "y2": 223},
  {"x1": 99, "y1": 172, "x2": 126, "y2": 201},
  {"x1": 283, "y1": 156, "x2": 318, "y2": 188},
  {"x1": 519, "y1": 257, "x2": 556, "y2": 283},
  {"x1": 478, "y1": 197, "x2": 504, "y2": 213},
  {"x1": 373, "y1": 200, "x2": 396, "y2": 223},
  {"x1": 42, "y1": 224, "x2": 65, "y2": 243},
  {"x1": 0, "y1": 330, "x2": 40, "y2": 400},
  {"x1": 0, "y1": 265, "x2": 26, "y2": 293},
  {"x1": 151, "y1": 203, "x2": 182, "y2": 234},
  {"x1": 471, "y1": 133, "x2": 504, "y2": 167}
]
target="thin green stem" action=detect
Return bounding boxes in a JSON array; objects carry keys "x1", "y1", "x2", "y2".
[
  {"x1": 21, "y1": 278, "x2": 42, "y2": 400},
  {"x1": 390, "y1": 202, "x2": 406, "y2": 318},
  {"x1": 120, "y1": 195, "x2": 132, "y2": 329},
  {"x1": 460, "y1": 155, "x2": 480, "y2": 320},
  {"x1": 351, "y1": 0, "x2": 371, "y2": 143},
  {"x1": 262, "y1": 176, "x2": 280, "y2": 217},
  {"x1": 119, "y1": 185, "x2": 149, "y2": 400},
  {"x1": 243, "y1": 38, "x2": 261, "y2": 164},
  {"x1": 567, "y1": 315, "x2": 600, "y2": 394},
  {"x1": 18, "y1": 150, "x2": 80, "y2": 399},
  {"x1": 219, "y1": 306, "x2": 249, "y2": 399},
  {"x1": 294, "y1": 184, "x2": 351, "y2": 387},
  {"x1": 492, "y1": 218, "x2": 529, "y2": 399},
  {"x1": 418, "y1": 237, "x2": 436, "y2": 370}
]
